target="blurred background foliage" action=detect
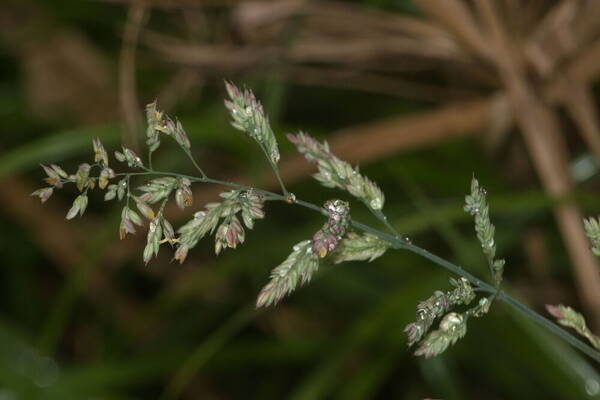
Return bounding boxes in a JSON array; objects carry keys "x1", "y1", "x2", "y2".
[{"x1": 1, "y1": 0, "x2": 600, "y2": 398}]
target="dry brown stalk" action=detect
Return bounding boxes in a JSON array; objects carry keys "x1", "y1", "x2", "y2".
[
  {"x1": 414, "y1": 0, "x2": 493, "y2": 61},
  {"x1": 561, "y1": 80, "x2": 600, "y2": 163},
  {"x1": 119, "y1": 0, "x2": 149, "y2": 151},
  {"x1": 0, "y1": 2, "x2": 115, "y2": 123},
  {"x1": 474, "y1": 0, "x2": 600, "y2": 328}
]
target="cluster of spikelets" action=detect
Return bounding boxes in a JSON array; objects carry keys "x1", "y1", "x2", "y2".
[
  {"x1": 402, "y1": 177, "x2": 503, "y2": 358},
  {"x1": 405, "y1": 277, "x2": 493, "y2": 358},
  {"x1": 224, "y1": 81, "x2": 280, "y2": 165},
  {"x1": 174, "y1": 189, "x2": 266, "y2": 263},
  {"x1": 32, "y1": 82, "x2": 393, "y2": 314},
  {"x1": 287, "y1": 132, "x2": 385, "y2": 211},
  {"x1": 38, "y1": 81, "x2": 600, "y2": 360},
  {"x1": 464, "y1": 178, "x2": 505, "y2": 286}
]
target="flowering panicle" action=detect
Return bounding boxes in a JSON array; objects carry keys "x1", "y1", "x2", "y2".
[
  {"x1": 174, "y1": 190, "x2": 265, "y2": 263},
  {"x1": 256, "y1": 240, "x2": 319, "y2": 308},
  {"x1": 406, "y1": 276, "x2": 495, "y2": 358},
  {"x1": 34, "y1": 82, "x2": 600, "y2": 364},
  {"x1": 224, "y1": 81, "x2": 280, "y2": 164},
  {"x1": 404, "y1": 176, "x2": 502, "y2": 358},
  {"x1": 464, "y1": 177, "x2": 505, "y2": 286},
  {"x1": 546, "y1": 304, "x2": 600, "y2": 350},
  {"x1": 287, "y1": 132, "x2": 385, "y2": 210},
  {"x1": 332, "y1": 232, "x2": 390, "y2": 264}
]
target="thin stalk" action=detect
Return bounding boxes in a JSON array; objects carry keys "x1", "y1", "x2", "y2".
[
  {"x1": 269, "y1": 158, "x2": 289, "y2": 197},
  {"x1": 371, "y1": 206, "x2": 402, "y2": 239},
  {"x1": 126, "y1": 175, "x2": 131, "y2": 207},
  {"x1": 260, "y1": 144, "x2": 289, "y2": 197},
  {"x1": 183, "y1": 149, "x2": 207, "y2": 179},
  {"x1": 115, "y1": 167, "x2": 600, "y2": 363}
]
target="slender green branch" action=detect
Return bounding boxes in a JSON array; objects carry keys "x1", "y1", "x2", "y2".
[
  {"x1": 260, "y1": 144, "x2": 289, "y2": 197},
  {"x1": 126, "y1": 175, "x2": 131, "y2": 207},
  {"x1": 270, "y1": 158, "x2": 289, "y2": 197},
  {"x1": 370, "y1": 206, "x2": 402, "y2": 239},
  {"x1": 183, "y1": 149, "x2": 207, "y2": 179}
]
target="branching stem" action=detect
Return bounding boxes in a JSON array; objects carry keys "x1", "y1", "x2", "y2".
[
  {"x1": 114, "y1": 167, "x2": 600, "y2": 363},
  {"x1": 260, "y1": 144, "x2": 289, "y2": 197},
  {"x1": 269, "y1": 159, "x2": 289, "y2": 197},
  {"x1": 183, "y1": 149, "x2": 207, "y2": 179},
  {"x1": 370, "y1": 206, "x2": 402, "y2": 240}
]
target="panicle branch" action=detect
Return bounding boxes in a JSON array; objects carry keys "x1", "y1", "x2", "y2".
[
  {"x1": 175, "y1": 190, "x2": 265, "y2": 263},
  {"x1": 224, "y1": 81, "x2": 280, "y2": 165},
  {"x1": 546, "y1": 304, "x2": 600, "y2": 350},
  {"x1": 287, "y1": 132, "x2": 385, "y2": 211},
  {"x1": 332, "y1": 232, "x2": 390, "y2": 264},
  {"x1": 256, "y1": 240, "x2": 319, "y2": 308},
  {"x1": 406, "y1": 277, "x2": 493, "y2": 358},
  {"x1": 464, "y1": 177, "x2": 505, "y2": 286},
  {"x1": 405, "y1": 277, "x2": 475, "y2": 347}
]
